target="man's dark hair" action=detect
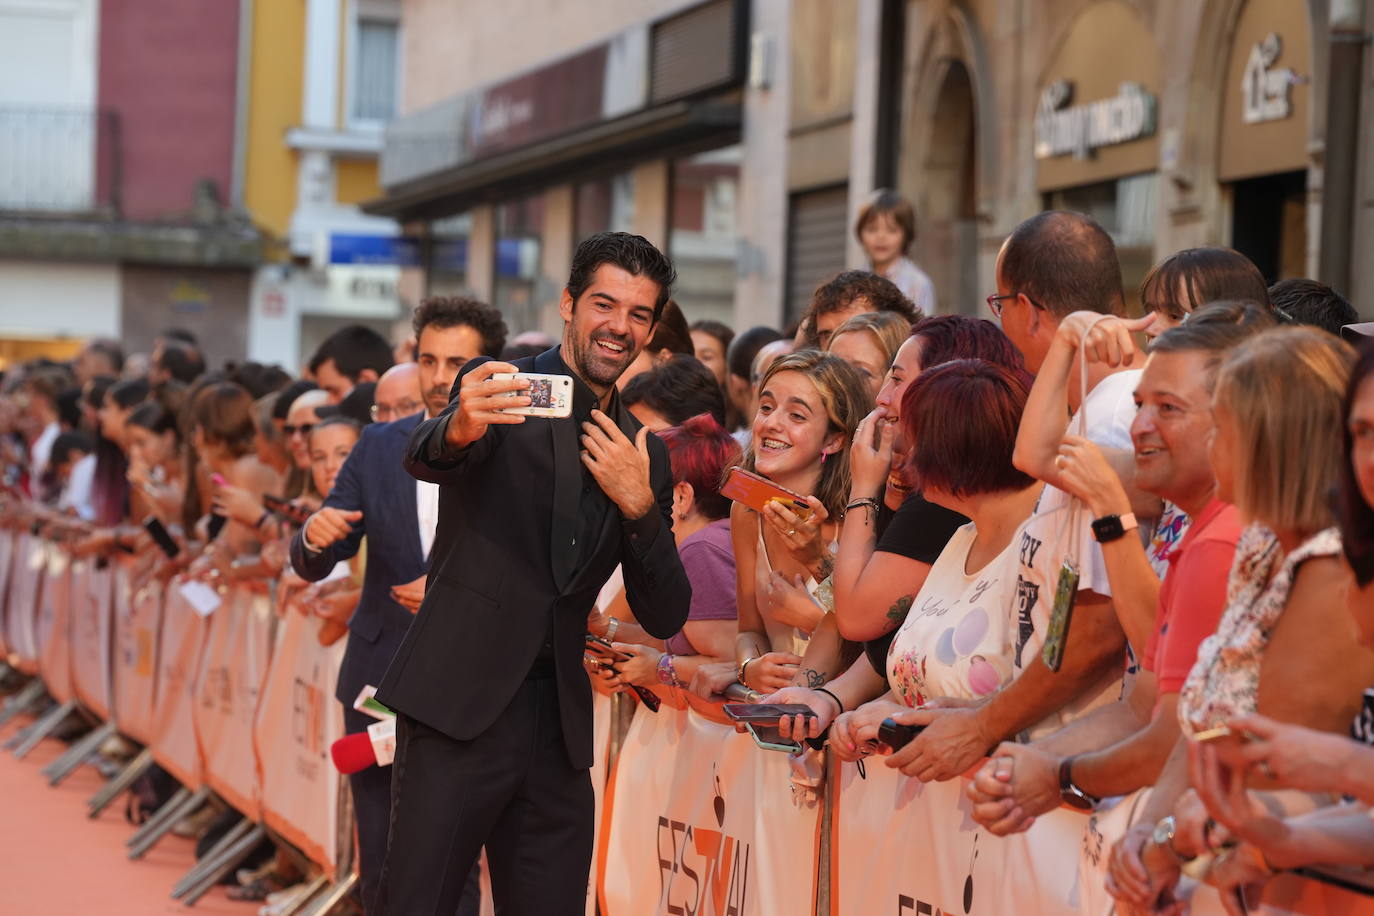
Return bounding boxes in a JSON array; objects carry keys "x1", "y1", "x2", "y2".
[
  {"x1": 1000, "y1": 210, "x2": 1125, "y2": 318},
  {"x1": 726, "y1": 326, "x2": 784, "y2": 380},
  {"x1": 86, "y1": 338, "x2": 125, "y2": 374},
  {"x1": 646, "y1": 300, "x2": 693, "y2": 355},
  {"x1": 156, "y1": 341, "x2": 206, "y2": 385},
  {"x1": 412, "y1": 297, "x2": 507, "y2": 358},
  {"x1": 1147, "y1": 300, "x2": 1277, "y2": 391},
  {"x1": 318, "y1": 381, "x2": 376, "y2": 426},
  {"x1": 307, "y1": 324, "x2": 394, "y2": 381},
  {"x1": 1269, "y1": 278, "x2": 1358, "y2": 337},
  {"x1": 159, "y1": 327, "x2": 199, "y2": 347},
  {"x1": 50, "y1": 430, "x2": 93, "y2": 467},
  {"x1": 566, "y1": 231, "x2": 676, "y2": 321},
  {"x1": 803, "y1": 270, "x2": 920, "y2": 346},
  {"x1": 621, "y1": 355, "x2": 727, "y2": 427},
  {"x1": 229, "y1": 361, "x2": 292, "y2": 400}
]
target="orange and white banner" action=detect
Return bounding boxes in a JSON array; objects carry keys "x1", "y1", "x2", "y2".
[
  {"x1": 194, "y1": 584, "x2": 275, "y2": 819},
  {"x1": 6, "y1": 533, "x2": 44, "y2": 674},
  {"x1": 587, "y1": 689, "x2": 616, "y2": 916},
  {"x1": 600, "y1": 698, "x2": 822, "y2": 916},
  {"x1": 35, "y1": 546, "x2": 72, "y2": 702},
  {"x1": 150, "y1": 578, "x2": 208, "y2": 789},
  {"x1": 112, "y1": 575, "x2": 162, "y2": 746},
  {"x1": 254, "y1": 602, "x2": 346, "y2": 875},
  {"x1": 69, "y1": 557, "x2": 115, "y2": 720},
  {"x1": 0, "y1": 530, "x2": 15, "y2": 660}
]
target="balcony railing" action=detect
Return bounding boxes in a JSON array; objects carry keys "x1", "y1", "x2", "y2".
[{"x1": 0, "y1": 106, "x2": 120, "y2": 215}]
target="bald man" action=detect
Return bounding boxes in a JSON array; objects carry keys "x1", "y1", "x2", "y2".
[{"x1": 372, "y1": 362, "x2": 424, "y2": 423}]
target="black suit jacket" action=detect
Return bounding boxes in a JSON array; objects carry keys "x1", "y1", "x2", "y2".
[
  {"x1": 375, "y1": 346, "x2": 691, "y2": 768},
  {"x1": 289, "y1": 412, "x2": 428, "y2": 704}
]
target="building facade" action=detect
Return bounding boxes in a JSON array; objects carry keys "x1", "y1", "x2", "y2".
[{"x1": 372, "y1": 0, "x2": 1372, "y2": 333}]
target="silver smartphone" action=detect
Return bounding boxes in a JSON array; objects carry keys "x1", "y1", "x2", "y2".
[{"x1": 492, "y1": 372, "x2": 573, "y2": 419}]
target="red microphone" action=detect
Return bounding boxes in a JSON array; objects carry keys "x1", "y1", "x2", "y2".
[{"x1": 330, "y1": 718, "x2": 397, "y2": 774}]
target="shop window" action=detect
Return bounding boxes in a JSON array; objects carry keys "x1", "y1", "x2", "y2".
[
  {"x1": 1230, "y1": 171, "x2": 1306, "y2": 285},
  {"x1": 427, "y1": 212, "x2": 470, "y2": 297},
  {"x1": 351, "y1": 17, "x2": 400, "y2": 124},
  {"x1": 669, "y1": 146, "x2": 741, "y2": 327},
  {"x1": 575, "y1": 171, "x2": 635, "y2": 239},
  {"x1": 494, "y1": 194, "x2": 545, "y2": 335},
  {"x1": 1046, "y1": 173, "x2": 1157, "y2": 312}
]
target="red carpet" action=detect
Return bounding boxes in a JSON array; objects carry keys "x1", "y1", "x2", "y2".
[{"x1": 0, "y1": 712, "x2": 251, "y2": 915}]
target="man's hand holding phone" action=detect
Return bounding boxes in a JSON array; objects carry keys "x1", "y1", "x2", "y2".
[
  {"x1": 303, "y1": 507, "x2": 363, "y2": 552},
  {"x1": 444, "y1": 361, "x2": 530, "y2": 450}
]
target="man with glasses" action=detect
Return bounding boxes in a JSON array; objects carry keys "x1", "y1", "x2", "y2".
[
  {"x1": 371, "y1": 362, "x2": 424, "y2": 423},
  {"x1": 290, "y1": 297, "x2": 508, "y2": 913}
]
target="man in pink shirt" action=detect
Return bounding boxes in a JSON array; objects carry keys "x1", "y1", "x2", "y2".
[{"x1": 965, "y1": 306, "x2": 1272, "y2": 831}]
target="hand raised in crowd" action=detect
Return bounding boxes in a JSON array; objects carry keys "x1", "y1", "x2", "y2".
[
  {"x1": 764, "y1": 686, "x2": 831, "y2": 743},
  {"x1": 967, "y1": 743, "x2": 1062, "y2": 835},
  {"x1": 761, "y1": 495, "x2": 830, "y2": 580},
  {"x1": 741, "y1": 650, "x2": 803, "y2": 693},
  {"x1": 443, "y1": 360, "x2": 529, "y2": 450},
  {"x1": 581, "y1": 410, "x2": 655, "y2": 519},
  {"x1": 211, "y1": 478, "x2": 265, "y2": 528},
  {"x1": 390, "y1": 575, "x2": 426, "y2": 614},
  {"x1": 830, "y1": 698, "x2": 909, "y2": 762},
  {"x1": 1053, "y1": 435, "x2": 1132, "y2": 519},
  {"x1": 849, "y1": 407, "x2": 897, "y2": 498},
  {"x1": 764, "y1": 572, "x2": 826, "y2": 633},
  {"x1": 303, "y1": 507, "x2": 363, "y2": 551},
  {"x1": 883, "y1": 702, "x2": 992, "y2": 782},
  {"x1": 1187, "y1": 738, "x2": 1288, "y2": 855},
  {"x1": 1055, "y1": 311, "x2": 1156, "y2": 366},
  {"x1": 611, "y1": 643, "x2": 661, "y2": 688}
]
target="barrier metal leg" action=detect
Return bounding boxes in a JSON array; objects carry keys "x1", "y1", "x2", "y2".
[
  {"x1": 44, "y1": 719, "x2": 116, "y2": 785},
  {"x1": 298, "y1": 870, "x2": 359, "y2": 916},
  {"x1": 179, "y1": 824, "x2": 268, "y2": 906},
  {"x1": 170, "y1": 816, "x2": 252, "y2": 898},
  {"x1": 126, "y1": 785, "x2": 194, "y2": 848},
  {"x1": 11, "y1": 699, "x2": 76, "y2": 759},
  {"x1": 88, "y1": 746, "x2": 153, "y2": 818},
  {"x1": 0, "y1": 679, "x2": 47, "y2": 729},
  {"x1": 127, "y1": 786, "x2": 210, "y2": 859},
  {"x1": 274, "y1": 874, "x2": 331, "y2": 916}
]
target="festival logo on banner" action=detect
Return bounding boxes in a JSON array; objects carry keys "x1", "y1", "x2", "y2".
[
  {"x1": 656, "y1": 765, "x2": 752, "y2": 915},
  {"x1": 897, "y1": 833, "x2": 980, "y2": 915}
]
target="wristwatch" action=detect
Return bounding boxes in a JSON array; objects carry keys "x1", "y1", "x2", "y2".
[
  {"x1": 1091, "y1": 512, "x2": 1138, "y2": 544},
  {"x1": 1151, "y1": 815, "x2": 1184, "y2": 863},
  {"x1": 1058, "y1": 756, "x2": 1100, "y2": 811}
]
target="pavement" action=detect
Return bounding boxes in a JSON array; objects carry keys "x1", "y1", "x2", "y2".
[{"x1": 0, "y1": 711, "x2": 250, "y2": 915}]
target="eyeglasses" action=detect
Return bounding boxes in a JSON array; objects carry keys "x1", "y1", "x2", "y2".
[
  {"x1": 985, "y1": 292, "x2": 1044, "y2": 318},
  {"x1": 370, "y1": 400, "x2": 423, "y2": 422},
  {"x1": 284, "y1": 423, "x2": 314, "y2": 437}
]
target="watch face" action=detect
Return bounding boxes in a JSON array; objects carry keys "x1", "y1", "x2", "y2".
[
  {"x1": 1092, "y1": 516, "x2": 1124, "y2": 542},
  {"x1": 1061, "y1": 787, "x2": 1095, "y2": 811}
]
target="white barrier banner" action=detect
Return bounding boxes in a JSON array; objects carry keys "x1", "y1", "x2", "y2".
[
  {"x1": 587, "y1": 689, "x2": 615, "y2": 916},
  {"x1": 69, "y1": 557, "x2": 114, "y2": 719},
  {"x1": 194, "y1": 584, "x2": 275, "y2": 818},
  {"x1": 6, "y1": 533, "x2": 44, "y2": 673},
  {"x1": 35, "y1": 546, "x2": 71, "y2": 701},
  {"x1": 255, "y1": 605, "x2": 346, "y2": 875},
  {"x1": 112, "y1": 574, "x2": 161, "y2": 745},
  {"x1": 600, "y1": 700, "x2": 821, "y2": 916},
  {"x1": 151, "y1": 578, "x2": 208, "y2": 789},
  {"x1": 832, "y1": 757, "x2": 1082, "y2": 916}
]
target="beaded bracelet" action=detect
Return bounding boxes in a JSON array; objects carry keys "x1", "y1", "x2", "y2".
[{"x1": 656, "y1": 652, "x2": 683, "y2": 688}]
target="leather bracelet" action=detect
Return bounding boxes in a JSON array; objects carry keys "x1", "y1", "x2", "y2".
[
  {"x1": 844, "y1": 497, "x2": 879, "y2": 517},
  {"x1": 814, "y1": 686, "x2": 844, "y2": 716}
]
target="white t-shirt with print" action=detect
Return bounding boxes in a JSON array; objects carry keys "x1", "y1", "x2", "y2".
[
  {"x1": 887, "y1": 522, "x2": 1019, "y2": 707},
  {"x1": 1011, "y1": 368, "x2": 1141, "y2": 737}
]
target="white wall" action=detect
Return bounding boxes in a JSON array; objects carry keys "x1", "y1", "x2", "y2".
[{"x1": 0, "y1": 260, "x2": 120, "y2": 337}]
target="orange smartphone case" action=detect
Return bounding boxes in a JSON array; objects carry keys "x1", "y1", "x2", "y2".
[{"x1": 720, "y1": 467, "x2": 812, "y2": 519}]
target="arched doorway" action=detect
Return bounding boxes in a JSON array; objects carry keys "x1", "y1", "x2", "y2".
[{"x1": 916, "y1": 59, "x2": 978, "y2": 315}]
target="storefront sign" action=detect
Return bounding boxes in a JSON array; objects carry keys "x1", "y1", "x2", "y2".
[
  {"x1": 1242, "y1": 33, "x2": 1296, "y2": 124},
  {"x1": 1034, "y1": 80, "x2": 1157, "y2": 160}
]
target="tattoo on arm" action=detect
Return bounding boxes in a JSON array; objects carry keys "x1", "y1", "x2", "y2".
[
  {"x1": 885, "y1": 595, "x2": 914, "y2": 627},
  {"x1": 817, "y1": 555, "x2": 835, "y2": 579},
  {"x1": 800, "y1": 667, "x2": 826, "y2": 688}
]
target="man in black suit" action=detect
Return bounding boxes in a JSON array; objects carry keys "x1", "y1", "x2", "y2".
[
  {"x1": 290, "y1": 297, "x2": 508, "y2": 913},
  {"x1": 376, "y1": 233, "x2": 692, "y2": 914}
]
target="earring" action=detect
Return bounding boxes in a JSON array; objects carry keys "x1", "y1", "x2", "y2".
[{"x1": 820, "y1": 451, "x2": 828, "y2": 466}]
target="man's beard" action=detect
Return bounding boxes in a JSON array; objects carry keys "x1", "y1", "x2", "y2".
[{"x1": 573, "y1": 331, "x2": 635, "y2": 387}]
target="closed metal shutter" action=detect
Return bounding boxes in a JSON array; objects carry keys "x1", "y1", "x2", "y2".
[
  {"x1": 650, "y1": 0, "x2": 739, "y2": 104},
  {"x1": 786, "y1": 185, "x2": 849, "y2": 323}
]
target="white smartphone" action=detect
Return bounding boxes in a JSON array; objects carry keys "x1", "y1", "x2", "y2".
[{"x1": 492, "y1": 372, "x2": 573, "y2": 418}]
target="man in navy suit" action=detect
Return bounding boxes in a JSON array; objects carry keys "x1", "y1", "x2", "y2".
[
  {"x1": 290, "y1": 297, "x2": 508, "y2": 913},
  {"x1": 376, "y1": 233, "x2": 691, "y2": 915}
]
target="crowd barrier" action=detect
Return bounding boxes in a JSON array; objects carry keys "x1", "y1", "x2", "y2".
[{"x1": 3, "y1": 526, "x2": 1374, "y2": 914}]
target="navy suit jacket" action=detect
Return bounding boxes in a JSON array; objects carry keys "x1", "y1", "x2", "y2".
[
  {"x1": 289, "y1": 411, "x2": 428, "y2": 705},
  {"x1": 375, "y1": 347, "x2": 691, "y2": 768}
]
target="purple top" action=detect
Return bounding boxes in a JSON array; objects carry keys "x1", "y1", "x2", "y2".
[{"x1": 665, "y1": 518, "x2": 737, "y2": 656}]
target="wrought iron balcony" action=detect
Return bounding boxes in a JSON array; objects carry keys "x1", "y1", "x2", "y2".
[{"x1": 0, "y1": 106, "x2": 120, "y2": 215}]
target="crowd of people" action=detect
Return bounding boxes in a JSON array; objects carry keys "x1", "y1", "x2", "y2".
[{"x1": 3, "y1": 193, "x2": 1374, "y2": 915}]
